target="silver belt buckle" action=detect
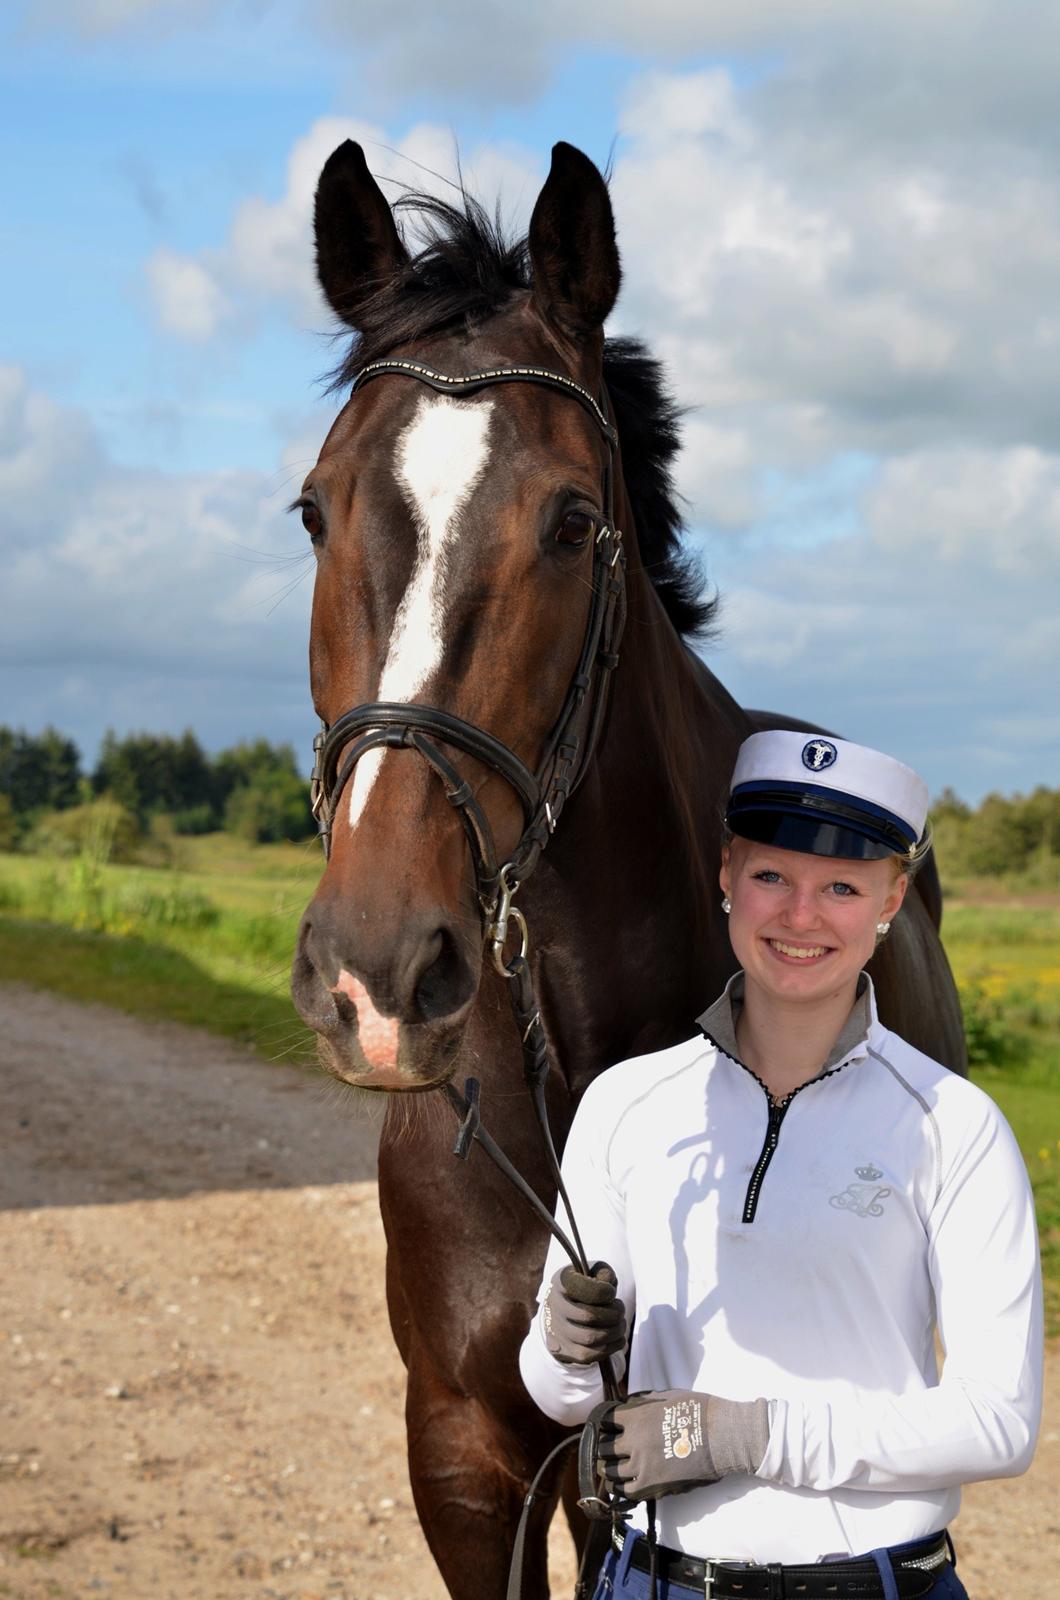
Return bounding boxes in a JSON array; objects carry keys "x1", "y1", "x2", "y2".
[{"x1": 704, "y1": 1557, "x2": 753, "y2": 1599}]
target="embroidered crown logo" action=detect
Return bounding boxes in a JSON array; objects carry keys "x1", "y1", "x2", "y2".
[{"x1": 831, "y1": 1161, "x2": 891, "y2": 1218}]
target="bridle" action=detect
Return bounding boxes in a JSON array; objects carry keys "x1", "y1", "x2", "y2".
[
  {"x1": 307, "y1": 359, "x2": 629, "y2": 1593},
  {"x1": 309, "y1": 357, "x2": 628, "y2": 978}
]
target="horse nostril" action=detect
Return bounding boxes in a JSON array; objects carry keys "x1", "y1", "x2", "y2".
[
  {"x1": 332, "y1": 987, "x2": 358, "y2": 1026},
  {"x1": 290, "y1": 925, "x2": 341, "y2": 1033},
  {"x1": 414, "y1": 928, "x2": 474, "y2": 1024}
]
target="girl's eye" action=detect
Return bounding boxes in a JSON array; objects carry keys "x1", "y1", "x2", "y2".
[
  {"x1": 555, "y1": 510, "x2": 597, "y2": 547},
  {"x1": 753, "y1": 870, "x2": 783, "y2": 884},
  {"x1": 830, "y1": 881, "x2": 859, "y2": 897}
]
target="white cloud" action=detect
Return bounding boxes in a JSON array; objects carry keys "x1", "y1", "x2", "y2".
[
  {"x1": 706, "y1": 439, "x2": 1060, "y2": 795},
  {"x1": 611, "y1": 68, "x2": 1060, "y2": 470},
  {"x1": 674, "y1": 415, "x2": 759, "y2": 530},
  {"x1": 146, "y1": 117, "x2": 543, "y2": 340},
  {"x1": 1, "y1": 365, "x2": 311, "y2": 686},
  {"x1": 0, "y1": 366, "x2": 102, "y2": 513},
  {"x1": 30, "y1": 0, "x2": 215, "y2": 38},
  {"x1": 147, "y1": 247, "x2": 230, "y2": 340},
  {"x1": 867, "y1": 448, "x2": 1060, "y2": 573}
]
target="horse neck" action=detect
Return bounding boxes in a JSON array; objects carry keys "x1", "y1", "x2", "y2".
[{"x1": 520, "y1": 561, "x2": 750, "y2": 1097}]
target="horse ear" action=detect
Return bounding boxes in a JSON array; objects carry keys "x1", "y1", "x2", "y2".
[
  {"x1": 528, "y1": 142, "x2": 621, "y2": 338},
  {"x1": 314, "y1": 140, "x2": 409, "y2": 330}
]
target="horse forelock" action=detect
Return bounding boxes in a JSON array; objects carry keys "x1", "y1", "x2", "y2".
[{"x1": 323, "y1": 188, "x2": 718, "y2": 643}]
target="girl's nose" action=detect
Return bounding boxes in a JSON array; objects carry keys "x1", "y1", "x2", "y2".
[{"x1": 783, "y1": 885, "x2": 821, "y2": 930}]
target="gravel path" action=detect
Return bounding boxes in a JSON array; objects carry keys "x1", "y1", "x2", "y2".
[{"x1": 1, "y1": 984, "x2": 1055, "y2": 1599}]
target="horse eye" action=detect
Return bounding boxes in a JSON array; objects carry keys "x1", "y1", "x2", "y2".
[
  {"x1": 555, "y1": 510, "x2": 596, "y2": 547},
  {"x1": 301, "y1": 502, "x2": 324, "y2": 542}
]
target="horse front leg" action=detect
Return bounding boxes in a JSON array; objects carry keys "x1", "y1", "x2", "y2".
[{"x1": 403, "y1": 1344, "x2": 561, "y2": 1600}]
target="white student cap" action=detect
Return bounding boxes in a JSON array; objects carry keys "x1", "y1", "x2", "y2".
[{"x1": 726, "y1": 732, "x2": 930, "y2": 861}]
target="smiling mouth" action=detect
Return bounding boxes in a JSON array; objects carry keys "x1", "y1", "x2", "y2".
[{"x1": 767, "y1": 939, "x2": 832, "y2": 961}]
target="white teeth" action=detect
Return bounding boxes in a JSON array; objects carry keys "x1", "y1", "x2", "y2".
[{"x1": 770, "y1": 940, "x2": 828, "y2": 959}]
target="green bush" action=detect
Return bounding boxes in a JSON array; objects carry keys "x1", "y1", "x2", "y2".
[
  {"x1": 24, "y1": 797, "x2": 142, "y2": 864},
  {"x1": 215, "y1": 909, "x2": 298, "y2": 964},
  {"x1": 115, "y1": 881, "x2": 220, "y2": 932},
  {"x1": 961, "y1": 980, "x2": 1029, "y2": 1070},
  {"x1": 223, "y1": 769, "x2": 313, "y2": 844},
  {"x1": 958, "y1": 976, "x2": 1059, "y2": 1071},
  {"x1": 171, "y1": 803, "x2": 217, "y2": 836},
  {"x1": 0, "y1": 794, "x2": 17, "y2": 852},
  {"x1": 0, "y1": 877, "x2": 24, "y2": 912}
]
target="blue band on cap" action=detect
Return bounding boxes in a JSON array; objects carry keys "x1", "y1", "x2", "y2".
[{"x1": 728, "y1": 779, "x2": 918, "y2": 852}]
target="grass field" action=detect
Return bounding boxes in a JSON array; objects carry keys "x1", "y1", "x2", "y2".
[
  {"x1": 1, "y1": 844, "x2": 1057, "y2": 1330},
  {"x1": 0, "y1": 835, "x2": 320, "y2": 1062}
]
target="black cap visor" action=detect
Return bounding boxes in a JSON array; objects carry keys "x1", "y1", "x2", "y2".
[
  {"x1": 726, "y1": 782, "x2": 916, "y2": 861},
  {"x1": 727, "y1": 807, "x2": 894, "y2": 860}
]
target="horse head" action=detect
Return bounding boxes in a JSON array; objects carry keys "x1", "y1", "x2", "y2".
[{"x1": 291, "y1": 140, "x2": 633, "y2": 1092}]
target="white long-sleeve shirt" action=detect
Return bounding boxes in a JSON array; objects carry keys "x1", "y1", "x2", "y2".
[{"x1": 519, "y1": 974, "x2": 1043, "y2": 1563}]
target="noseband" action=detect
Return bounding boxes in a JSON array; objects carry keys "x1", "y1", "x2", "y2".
[{"x1": 309, "y1": 358, "x2": 628, "y2": 967}]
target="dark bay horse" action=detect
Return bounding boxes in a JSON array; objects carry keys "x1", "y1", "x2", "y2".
[{"x1": 289, "y1": 139, "x2": 966, "y2": 1600}]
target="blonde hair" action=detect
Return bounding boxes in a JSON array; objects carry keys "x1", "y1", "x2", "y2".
[{"x1": 889, "y1": 826, "x2": 933, "y2": 881}]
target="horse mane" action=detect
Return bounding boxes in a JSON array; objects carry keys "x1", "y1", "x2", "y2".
[{"x1": 327, "y1": 189, "x2": 717, "y2": 641}]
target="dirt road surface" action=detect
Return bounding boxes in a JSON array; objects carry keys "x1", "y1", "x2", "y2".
[{"x1": 1, "y1": 984, "x2": 1056, "y2": 1599}]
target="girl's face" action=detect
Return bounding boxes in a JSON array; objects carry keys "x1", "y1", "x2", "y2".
[{"x1": 719, "y1": 836, "x2": 908, "y2": 1006}]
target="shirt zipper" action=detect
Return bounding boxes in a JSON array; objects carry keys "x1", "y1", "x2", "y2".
[
  {"x1": 701, "y1": 1025, "x2": 823, "y2": 1224},
  {"x1": 701, "y1": 1006, "x2": 870, "y2": 1223},
  {"x1": 742, "y1": 1092, "x2": 792, "y2": 1224}
]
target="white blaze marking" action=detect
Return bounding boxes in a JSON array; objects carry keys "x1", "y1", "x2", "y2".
[{"x1": 347, "y1": 394, "x2": 494, "y2": 832}]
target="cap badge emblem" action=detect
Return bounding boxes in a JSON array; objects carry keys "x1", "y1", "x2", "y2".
[
  {"x1": 802, "y1": 738, "x2": 838, "y2": 772},
  {"x1": 856, "y1": 1164, "x2": 883, "y2": 1181}
]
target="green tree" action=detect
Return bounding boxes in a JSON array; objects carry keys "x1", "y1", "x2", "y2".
[
  {"x1": 214, "y1": 738, "x2": 302, "y2": 797},
  {"x1": 92, "y1": 728, "x2": 215, "y2": 823},
  {"x1": 962, "y1": 794, "x2": 1030, "y2": 876},
  {"x1": 0, "y1": 793, "x2": 17, "y2": 851},
  {"x1": 223, "y1": 767, "x2": 313, "y2": 843},
  {"x1": 0, "y1": 726, "x2": 81, "y2": 814}
]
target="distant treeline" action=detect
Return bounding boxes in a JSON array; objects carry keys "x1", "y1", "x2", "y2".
[
  {"x1": 2, "y1": 724, "x2": 1058, "y2": 875},
  {"x1": 930, "y1": 786, "x2": 1060, "y2": 883},
  {"x1": 0, "y1": 725, "x2": 313, "y2": 847}
]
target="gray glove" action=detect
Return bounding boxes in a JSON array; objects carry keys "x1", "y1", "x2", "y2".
[
  {"x1": 597, "y1": 1389, "x2": 770, "y2": 1500},
  {"x1": 543, "y1": 1260, "x2": 627, "y2": 1366}
]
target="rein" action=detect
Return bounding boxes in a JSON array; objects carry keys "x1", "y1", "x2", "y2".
[{"x1": 309, "y1": 359, "x2": 630, "y2": 1596}]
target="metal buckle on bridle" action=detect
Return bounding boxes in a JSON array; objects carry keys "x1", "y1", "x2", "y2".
[
  {"x1": 597, "y1": 521, "x2": 624, "y2": 568},
  {"x1": 310, "y1": 726, "x2": 328, "y2": 840},
  {"x1": 488, "y1": 864, "x2": 528, "y2": 978}
]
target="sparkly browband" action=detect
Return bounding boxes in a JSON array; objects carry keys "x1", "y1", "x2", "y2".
[{"x1": 352, "y1": 359, "x2": 618, "y2": 447}]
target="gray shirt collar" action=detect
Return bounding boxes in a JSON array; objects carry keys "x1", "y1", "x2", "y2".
[{"x1": 696, "y1": 971, "x2": 876, "y2": 1076}]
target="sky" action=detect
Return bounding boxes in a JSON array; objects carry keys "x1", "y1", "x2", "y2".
[{"x1": 2, "y1": 0, "x2": 1058, "y2": 804}]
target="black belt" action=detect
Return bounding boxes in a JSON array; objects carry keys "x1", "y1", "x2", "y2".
[{"x1": 614, "y1": 1527, "x2": 951, "y2": 1599}]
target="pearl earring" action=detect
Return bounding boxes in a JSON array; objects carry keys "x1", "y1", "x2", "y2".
[
  {"x1": 876, "y1": 921, "x2": 891, "y2": 936},
  {"x1": 722, "y1": 897, "x2": 732, "y2": 914}
]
